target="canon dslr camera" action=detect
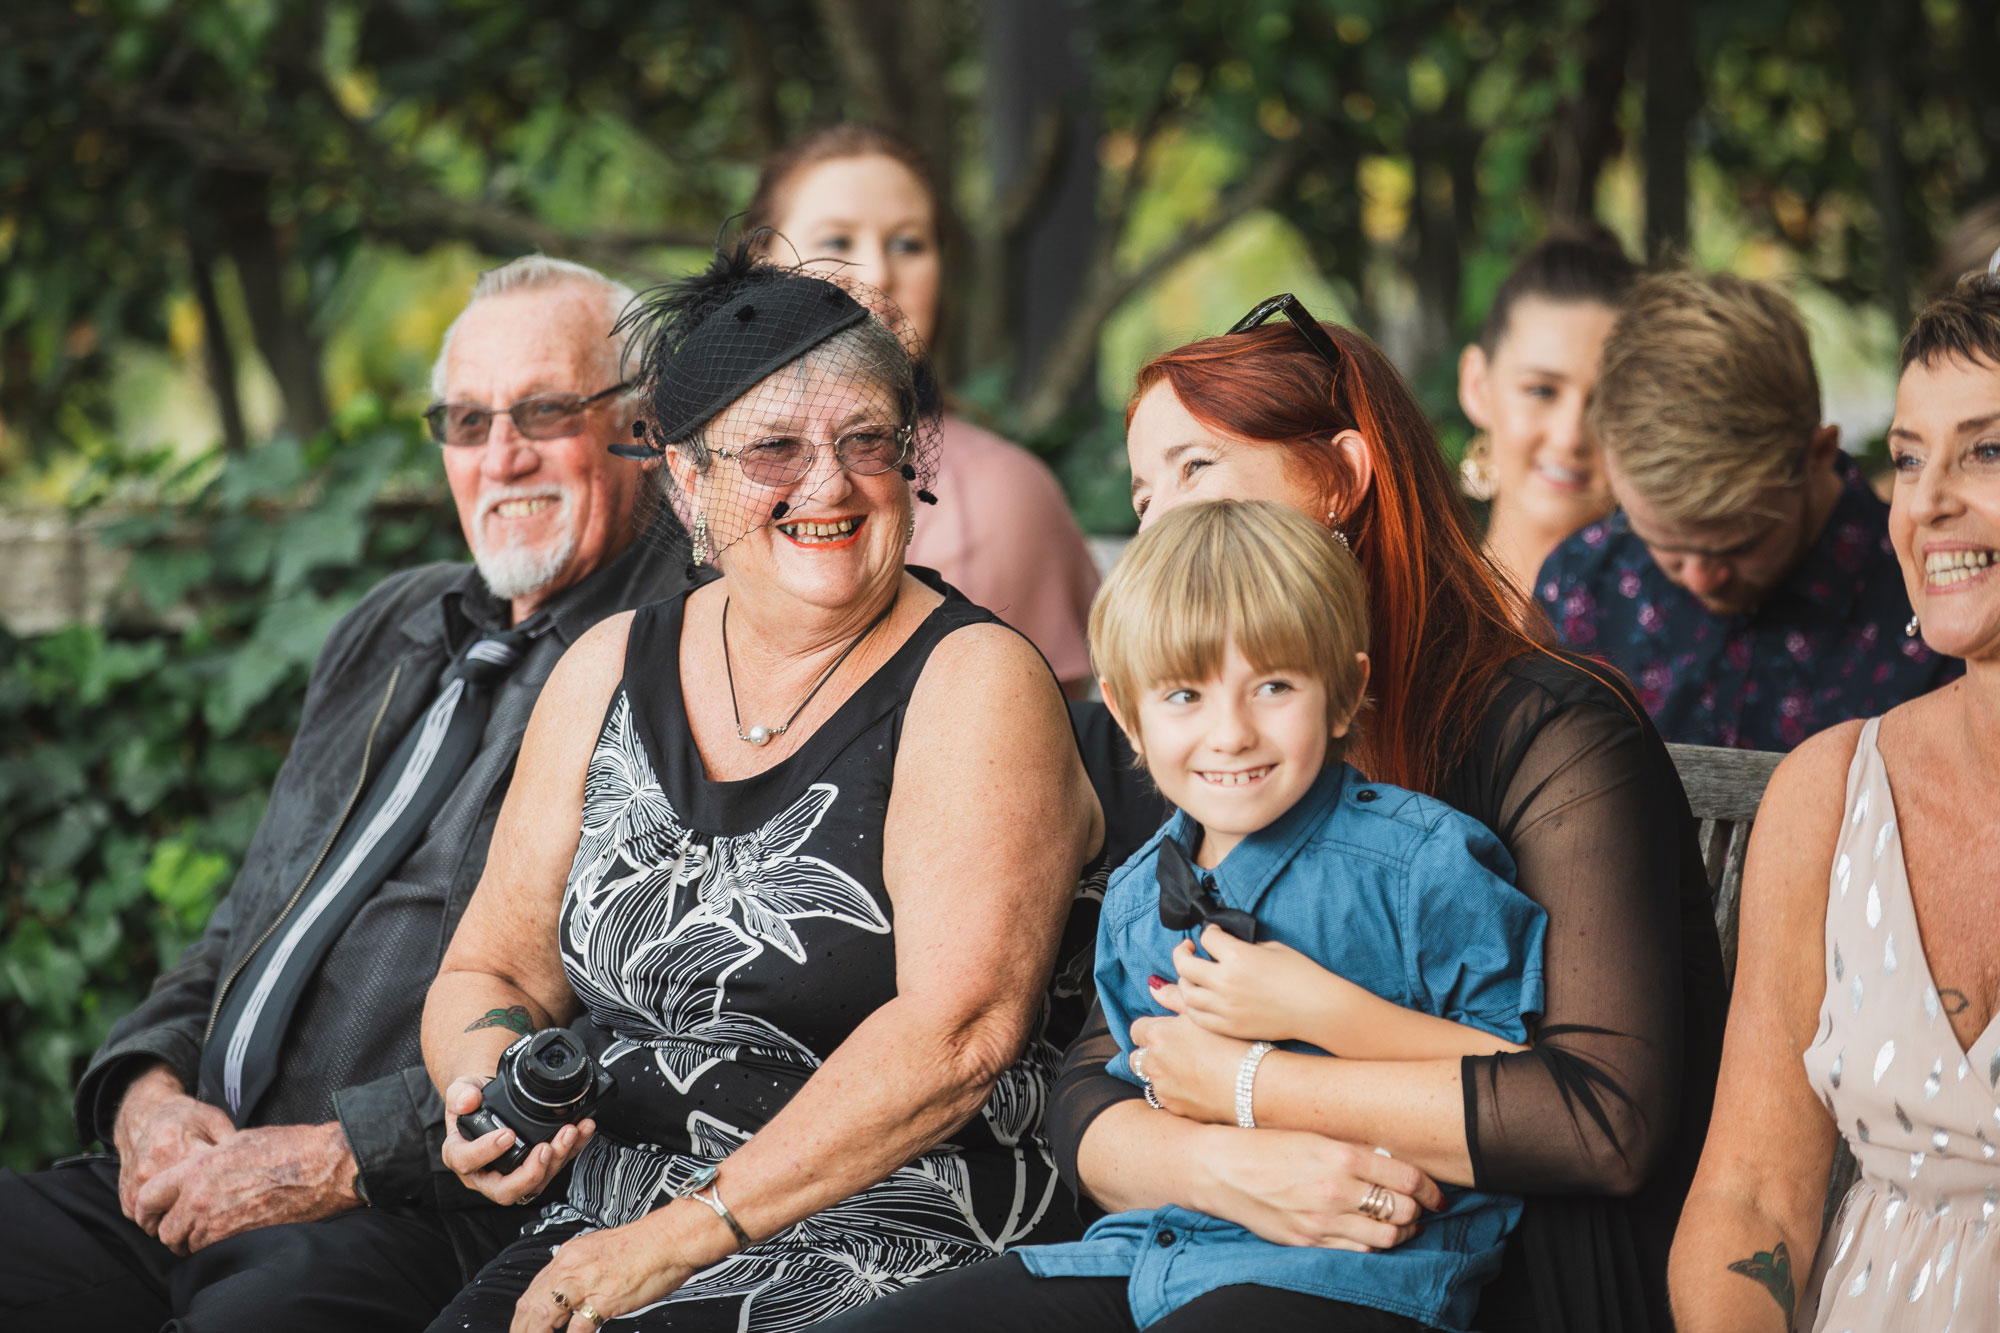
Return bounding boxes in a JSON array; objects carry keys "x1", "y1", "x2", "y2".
[{"x1": 456, "y1": 1028, "x2": 616, "y2": 1173}]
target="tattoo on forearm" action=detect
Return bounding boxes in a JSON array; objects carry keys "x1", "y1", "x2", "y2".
[
  {"x1": 464, "y1": 1006, "x2": 536, "y2": 1036},
  {"x1": 1939, "y1": 987, "x2": 1971, "y2": 1015},
  {"x1": 1727, "y1": 1242, "x2": 1795, "y2": 1319}
]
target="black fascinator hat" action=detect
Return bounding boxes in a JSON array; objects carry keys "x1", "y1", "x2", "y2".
[{"x1": 614, "y1": 234, "x2": 941, "y2": 570}]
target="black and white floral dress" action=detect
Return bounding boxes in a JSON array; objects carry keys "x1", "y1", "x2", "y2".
[{"x1": 432, "y1": 574, "x2": 1103, "y2": 1331}]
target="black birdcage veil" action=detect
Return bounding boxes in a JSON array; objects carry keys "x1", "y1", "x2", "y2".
[{"x1": 613, "y1": 237, "x2": 941, "y2": 574}]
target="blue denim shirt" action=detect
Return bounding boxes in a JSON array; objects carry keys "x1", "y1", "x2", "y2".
[{"x1": 1018, "y1": 762, "x2": 1547, "y2": 1330}]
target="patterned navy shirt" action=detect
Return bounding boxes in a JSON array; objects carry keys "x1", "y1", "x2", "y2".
[{"x1": 1534, "y1": 455, "x2": 1959, "y2": 751}]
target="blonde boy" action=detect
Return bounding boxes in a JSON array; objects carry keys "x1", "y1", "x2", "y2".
[{"x1": 1012, "y1": 500, "x2": 1548, "y2": 1332}]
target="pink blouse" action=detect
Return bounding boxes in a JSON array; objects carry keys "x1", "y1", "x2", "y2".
[{"x1": 908, "y1": 414, "x2": 1100, "y2": 685}]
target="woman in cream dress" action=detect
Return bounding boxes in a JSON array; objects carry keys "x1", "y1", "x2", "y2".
[{"x1": 1668, "y1": 274, "x2": 1997, "y2": 1330}]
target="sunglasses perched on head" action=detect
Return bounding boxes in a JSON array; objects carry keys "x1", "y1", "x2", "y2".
[
  {"x1": 424, "y1": 382, "x2": 630, "y2": 448},
  {"x1": 1227, "y1": 293, "x2": 1343, "y2": 375}
]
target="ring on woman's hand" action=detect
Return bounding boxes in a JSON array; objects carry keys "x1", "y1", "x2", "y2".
[
  {"x1": 1130, "y1": 1048, "x2": 1147, "y2": 1080},
  {"x1": 1358, "y1": 1183, "x2": 1395, "y2": 1222},
  {"x1": 575, "y1": 1303, "x2": 604, "y2": 1327},
  {"x1": 551, "y1": 1288, "x2": 571, "y2": 1311}
]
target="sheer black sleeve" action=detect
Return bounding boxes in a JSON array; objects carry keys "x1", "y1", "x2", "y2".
[
  {"x1": 1048, "y1": 996, "x2": 1134, "y2": 1206},
  {"x1": 1050, "y1": 702, "x2": 1170, "y2": 1204},
  {"x1": 1446, "y1": 654, "x2": 1725, "y2": 1197}
]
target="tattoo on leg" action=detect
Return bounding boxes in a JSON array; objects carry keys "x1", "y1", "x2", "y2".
[
  {"x1": 1727, "y1": 1241, "x2": 1795, "y2": 1319},
  {"x1": 465, "y1": 1006, "x2": 536, "y2": 1036}
]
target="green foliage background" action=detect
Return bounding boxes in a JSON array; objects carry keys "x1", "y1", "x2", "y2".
[
  {"x1": 0, "y1": 428, "x2": 458, "y2": 1169},
  {"x1": 7, "y1": 0, "x2": 2000, "y2": 1170}
]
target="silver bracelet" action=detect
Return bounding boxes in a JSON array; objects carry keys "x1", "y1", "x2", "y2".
[
  {"x1": 1235, "y1": 1041, "x2": 1275, "y2": 1128},
  {"x1": 675, "y1": 1164, "x2": 752, "y2": 1250}
]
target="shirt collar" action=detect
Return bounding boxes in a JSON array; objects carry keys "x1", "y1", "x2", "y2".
[
  {"x1": 401, "y1": 520, "x2": 677, "y2": 655},
  {"x1": 1767, "y1": 451, "x2": 1881, "y2": 618},
  {"x1": 1164, "y1": 761, "x2": 1352, "y2": 917}
]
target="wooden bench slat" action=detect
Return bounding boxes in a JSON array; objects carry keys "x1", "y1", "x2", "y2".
[{"x1": 1667, "y1": 741, "x2": 1862, "y2": 1244}]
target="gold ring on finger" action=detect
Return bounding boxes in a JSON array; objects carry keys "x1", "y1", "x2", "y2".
[
  {"x1": 1361, "y1": 1184, "x2": 1394, "y2": 1222},
  {"x1": 575, "y1": 1303, "x2": 604, "y2": 1327},
  {"x1": 551, "y1": 1288, "x2": 571, "y2": 1311}
]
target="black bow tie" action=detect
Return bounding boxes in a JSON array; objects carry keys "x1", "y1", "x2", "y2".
[{"x1": 1156, "y1": 837, "x2": 1258, "y2": 942}]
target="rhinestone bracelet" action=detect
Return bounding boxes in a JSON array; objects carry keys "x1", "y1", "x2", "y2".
[{"x1": 1235, "y1": 1041, "x2": 1275, "y2": 1129}]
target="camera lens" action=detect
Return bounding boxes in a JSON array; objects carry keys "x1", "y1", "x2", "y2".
[{"x1": 513, "y1": 1030, "x2": 590, "y2": 1109}]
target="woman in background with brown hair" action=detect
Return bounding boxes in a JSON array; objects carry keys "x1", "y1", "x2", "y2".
[
  {"x1": 745, "y1": 124, "x2": 1102, "y2": 696},
  {"x1": 1457, "y1": 229, "x2": 1637, "y2": 597}
]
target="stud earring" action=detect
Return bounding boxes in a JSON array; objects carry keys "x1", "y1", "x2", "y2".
[
  {"x1": 690, "y1": 510, "x2": 710, "y2": 566},
  {"x1": 1906, "y1": 613, "x2": 1920, "y2": 638}
]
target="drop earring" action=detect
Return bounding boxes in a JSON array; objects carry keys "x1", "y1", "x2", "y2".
[
  {"x1": 1459, "y1": 433, "x2": 1497, "y2": 502},
  {"x1": 905, "y1": 514, "x2": 917, "y2": 547},
  {"x1": 690, "y1": 510, "x2": 711, "y2": 566},
  {"x1": 1906, "y1": 614, "x2": 1920, "y2": 638},
  {"x1": 1327, "y1": 512, "x2": 1351, "y2": 552}
]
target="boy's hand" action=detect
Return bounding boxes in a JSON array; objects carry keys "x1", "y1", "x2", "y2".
[{"x1": 1157, "y1": 927, "x2": 1370, "y2": 1049}]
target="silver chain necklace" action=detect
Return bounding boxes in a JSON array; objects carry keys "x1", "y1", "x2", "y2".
[{"x1": 720, "y1": 595, "x2": 896, "y2": 746}]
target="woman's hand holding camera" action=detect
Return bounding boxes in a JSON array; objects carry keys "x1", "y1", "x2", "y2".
[{"x1": 441, "y1": 1075, "x2": 595, "y2": 1206}]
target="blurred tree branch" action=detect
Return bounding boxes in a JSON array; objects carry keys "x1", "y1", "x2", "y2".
[{"x1": 1018, "y1": 143, "x2": 1303, "y2": 436}]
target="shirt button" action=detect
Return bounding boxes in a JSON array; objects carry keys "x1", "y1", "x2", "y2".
[
  {"x1": 1155, "y1": 1229, "x2": 1177, "y2": 1247},
  {"x1": 1356, "y1": 789, "x2": 1378, "y2": 802}
]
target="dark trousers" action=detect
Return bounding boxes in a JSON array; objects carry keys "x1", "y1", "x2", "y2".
[
  {"x1": 0, "y1": 1156, "x2": 498, "y2": 1332},
  {"x1": 811, "y1": 1254, "x2": 1428, "y2": 1333}
]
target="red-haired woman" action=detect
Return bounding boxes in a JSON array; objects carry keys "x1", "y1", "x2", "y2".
[{"x1": 822, "y1": 302, "x2": 1727, "y2": 1331}]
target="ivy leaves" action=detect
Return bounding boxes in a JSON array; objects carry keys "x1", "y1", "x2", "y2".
[{"x1": 0, "y1": 421, "x2": 461, "y2": 1169}]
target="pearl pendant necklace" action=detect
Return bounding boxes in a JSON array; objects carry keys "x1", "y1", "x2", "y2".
[{"x1": 721, "y1": 596, "x2": 896, "y2": 747}]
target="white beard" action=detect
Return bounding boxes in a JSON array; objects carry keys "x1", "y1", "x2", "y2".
[{"x1": 470, "y1": 489, "x2": 580, "y2": 601}]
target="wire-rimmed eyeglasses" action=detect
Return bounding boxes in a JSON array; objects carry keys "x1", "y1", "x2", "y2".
[
  {"x1": 424, "y1": 382, "x2": 631, "y2": 448},
  {"x1": 1227, "y1": 293, "x2": 1343, "y2": 376},
  {"x1": 714, "y1": 424, "x2": 916, "y2": 488}
]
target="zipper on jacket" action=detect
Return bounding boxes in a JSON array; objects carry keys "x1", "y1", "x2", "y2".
[{"x1": 202, "y1": 662, "x2": 405, "y2": 1045}]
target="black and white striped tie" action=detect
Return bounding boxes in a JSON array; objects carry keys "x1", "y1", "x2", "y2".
[{"x1": 203, "y1": 628, "x2": 531, "y2": 1123}]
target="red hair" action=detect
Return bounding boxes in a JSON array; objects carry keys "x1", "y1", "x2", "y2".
[{"x1": 1130, "y1": 323, "x2": 1545, "y2": 795}]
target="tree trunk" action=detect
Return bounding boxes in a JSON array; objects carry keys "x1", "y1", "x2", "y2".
[
  {"x1": 1964, "y1": 0, "x2": 2000, "y2": 201},
  {"x1": 206, "y1": 171, "x2": 330, "y2": 443},
  {"x1": 186, "y1": 233, "x2": 249, "y2": 455},
  {"x1": 731, "y1": 11, "x2": 785, "y2": 158},
  {"x1": 1641, "y1": 0, "x2": 1694, "y2": 256},
  {"x1": 983, "y1": 0, "x2": 1099, "y2": 424},
  {"x1": 1860, "y1": 0, "x2": 1914, "y2": 331},
  {"x1": 1541, "y1": 0, "x2": 1631, "y2": 227}
]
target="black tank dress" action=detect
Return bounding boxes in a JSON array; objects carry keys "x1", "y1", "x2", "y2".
[{"x1": 431, "y1": 574, "x2": 1102, "y2": 1332}]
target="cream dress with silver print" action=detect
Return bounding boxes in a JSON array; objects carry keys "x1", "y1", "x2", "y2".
[{"x1": 1800, "y1": 717, "x2": 2000, "y2": 1330}]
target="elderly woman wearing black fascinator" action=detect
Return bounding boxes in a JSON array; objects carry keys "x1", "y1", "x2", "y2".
[{"x1": 419, "y1": 240, "x2": 1105, "y2": 1332}]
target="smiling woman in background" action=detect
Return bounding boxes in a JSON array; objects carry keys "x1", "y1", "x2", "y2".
[
  {"x1": 745, "y1": 124, "x2": 1102, "y2": 696},
  {"x1": 1457, "y1": 229, "x2": 1637, "y2": 597}
]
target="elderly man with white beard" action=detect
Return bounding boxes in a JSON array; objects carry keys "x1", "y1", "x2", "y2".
[{"x1": 0, "y1": 256, "x2": 687, "y2": 1333}]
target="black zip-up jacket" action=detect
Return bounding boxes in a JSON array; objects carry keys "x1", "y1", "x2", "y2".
[{"x1": 74, "y1": 537, "x2": 685, "y2": 1274}]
